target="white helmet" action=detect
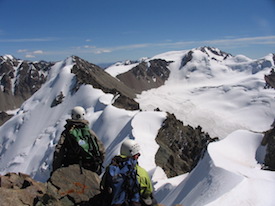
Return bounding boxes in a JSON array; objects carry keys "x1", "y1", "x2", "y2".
[
  {"x1": 71, "y1": 106, "x2": 85, "y2": 120},
  {"x1": 120, "y1": 139, "x2": 141, "y2": 156}
]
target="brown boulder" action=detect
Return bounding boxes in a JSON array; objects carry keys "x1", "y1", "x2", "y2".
[
  {"x1": 36, "y1": 164, "x2": 101, "y2": 205},
  {"x1": 48, "y1": 164, "x2": 101, "y2": 203},
  {"x1": 0, "y1": 172, "x2": 46, "y2": 206},
  {"x1": 0, "y1": 165, "x2": 101, "y2": 206}
]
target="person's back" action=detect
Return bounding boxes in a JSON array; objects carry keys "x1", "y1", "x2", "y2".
[
  {"x1": 100, "y1": 139, "x2": 156, "y2": 206},
  {"x1": 52, "y1": 106, "x2": 105, "y2": 174}
]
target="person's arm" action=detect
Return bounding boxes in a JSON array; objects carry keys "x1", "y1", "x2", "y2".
[
  {"x1": 137, "y1": 165, "x2": 153, "y2": 198},
  {"x1": 52, "y1": 133, "x2": 66, "y2": 171},
  {"x1": 90, "y1": 129, "x2": 106, "y2": 160}
]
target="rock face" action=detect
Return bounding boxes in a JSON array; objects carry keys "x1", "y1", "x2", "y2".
[
  {"x1": 0, "y1": 165, "x2": 101, "y2": 206},
  {"x1": 155, "y1": 113, "x2": 218, "y2": 178},
  {"x1": 261, "y1": 126, "x2": 275, "y2": 170},
  {"x1": 0, "y1": 172, "x2": 46, "y2": 206},
  {"x1": 116, "y1": 59, "x2": 171, "y2": 93},
  {"x1": 71, "y1": 56, "x2": 140, "y2": 110},
  {"x1": 265, "y1": 67, "x2": 275, "y2": 89},
  {"x1": 199, "y1": 46, "x2": 233, "y2": 60},
  {"x1": 0, "y1": 111, "x2": 13, "y2": 126},
  {"x1": 0, "y1": 55, "x2": 52, "y2": 111}
]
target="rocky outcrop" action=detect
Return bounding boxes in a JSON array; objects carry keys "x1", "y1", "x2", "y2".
[
  {"x1": 71, "y1": 56, "x2": 140, "y2": 110},
  {"x1": 265, "y1": 67, "x2": 275, "y2": 89},
  {"x1": 180, "y1": 51, "x2": 193, "y2": 68},
  {"x1": 0, "y1": 111, "x2": 13, "y2": 126},
  {"x1": 0, "y1": 56, "x2": 52, "y2": 111},
  {"x1": 0, "y1": 165, "x2": 101, "y2": 206},
  {"x1": 116, "y1": 59, "x2": 171, "y2": 93},
  {"x1": 0, "y1": 172, "x2": 46, "y2": 206},
  {"x1": 199, "y1": 46, "x2": 233, "y2": 60},
  {"x1": 155, "y1": 113, "x2": 218, "y2": 178},
  {"x1": 112, "y1": 94, "x2": 140, "y2": 110},
  {"x1": 261, "y1": 126, "x2": 275, "y2": 170}
]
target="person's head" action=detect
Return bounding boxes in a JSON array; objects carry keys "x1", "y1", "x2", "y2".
[
  {"x1": 120, "y1": 139, "x2": 141, "y2": 159},
  {"x1": 71, "y1": 106, "x2": 85, "y2": 120}
]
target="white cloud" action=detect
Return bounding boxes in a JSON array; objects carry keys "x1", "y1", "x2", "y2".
[
  {"x1": 94, "y1": 49, "x2": 112, "y2": 54},
  {"x1": 17, "y1": 49, "x2": 28, "y2": 53},
  {"x1": 33, "y1": 50, "x2": 44, "y2": 54},
  {"x1": 17, "y1": 49, "x2": 44, "y2": 59},
  {"x1": 25, "y1": 54, "x2": 35, "y2": 58},
  {"x1": 84, "y1": 45, "x2": 96, "y2": 49},
  {"x1": 83, "y1": 35, "x2": 275, "y2": 55},
  {"x1": 70, "y1": 35, "x2": 275, "y2": 59},
  {"x1": 203, "y1": 35, "x2": 275, "y2": 45}
]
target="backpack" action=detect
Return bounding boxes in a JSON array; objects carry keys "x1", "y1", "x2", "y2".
[
  {"x1": 100, "y1": 156, "x2": 140, "y2": 206},
  {"x1": 67, "y1": 124, "x2": 103, "y2": 173},
  {"x1": 69, "y1": 125, "x2": 101, "y2": 157}
]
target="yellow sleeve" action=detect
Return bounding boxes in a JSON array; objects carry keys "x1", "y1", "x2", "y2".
[{"x1": 136, "y1": 165, "x2": 153, "y2": 198}]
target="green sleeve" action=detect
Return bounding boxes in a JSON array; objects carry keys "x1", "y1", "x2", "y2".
[{"x1": 136, "y1": 165, "x2": 153, "y2": 198}]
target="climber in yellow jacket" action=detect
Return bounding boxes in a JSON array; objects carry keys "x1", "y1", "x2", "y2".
[
  {"x1": 100, "y1": 139, "x2": 157, "y2": 206},
  {"x1": 136, "y1": 163, "x2": 154, "y2": 205}
]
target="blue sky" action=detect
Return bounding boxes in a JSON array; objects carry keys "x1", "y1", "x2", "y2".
[{"x1": 0, "y1": 0, "x2": 274, "y2": 64}]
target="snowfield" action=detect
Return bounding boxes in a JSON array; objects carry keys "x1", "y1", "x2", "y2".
[{"x1": 1, "y1": 48, "x2": 275, "y2": 205}]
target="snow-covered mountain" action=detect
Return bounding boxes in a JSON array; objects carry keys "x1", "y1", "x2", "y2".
[
  {"x1": 0, "y1": 55, "x2": 53, "y2": 110},
  {"x1": 109, "y1": 47, "x2": 275, "y2": 138},
  {"x1": 1, "y1": 47, "x2": 275, "y2": 205}
]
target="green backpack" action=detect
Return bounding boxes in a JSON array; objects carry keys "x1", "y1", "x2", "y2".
[{"x1": 69, "y1": 125, "x2": 101, "y2": 160}]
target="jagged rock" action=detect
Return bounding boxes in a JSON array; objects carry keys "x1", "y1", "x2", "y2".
[
  {"x1": 71, "y1": 56, "x2": 140, "y2": 110},
  {"x1": 199, "y1": 46, "x2": 233, "y2": 60},
  {"x1": 0, "y1": 55, "x2": 52, "y2": 112},
  {"x1": 0, "y1": 165, "x2": 101, "y2": 206},
  {"x1": 261, "y1": 126, "x2": 275, "y2": 170},
  {"x1": 155, "y1": 113, "x2": 218, "y2": 177},
  {"x1": 116, "y1": 59, "x2": 171, "y2": 93},
  {"x1": 180, "y1": 51, "x2": 193, "y2": 68},
  {"x1": 0, "y1": 111, "x2": 13, "y2": 126},
  {"x1": 50, "y1": 91, "x2": 65, "y2": 107},
  {"x1": 112, "y1": 94, "x2": 140, "y2": 110},
  {"x1": 0, "y1": 172, "x2": 46, "y2": 206},
  {"x1": 265, "y1": 67, "x2": 275, "y2": 89}
]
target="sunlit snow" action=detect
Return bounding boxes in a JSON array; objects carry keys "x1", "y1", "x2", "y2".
[{"x1": 1, "y1": 49, "x2": 275, "y2": 206}]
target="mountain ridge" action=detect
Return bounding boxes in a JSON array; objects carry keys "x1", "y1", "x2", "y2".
[{"x1": 0, "y1": 47, "x2": 275, "y2": 205}]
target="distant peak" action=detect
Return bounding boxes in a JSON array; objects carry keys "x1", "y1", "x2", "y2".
[
  {"x1": 1, "y1": 54, "x2": 15, "y2": 61},
  {"x1": 4, "y1": 54, "x2": 14, "y2": 60},
  {"x1": 197, "y1": 46, "x2": 233, "y2": 60}
]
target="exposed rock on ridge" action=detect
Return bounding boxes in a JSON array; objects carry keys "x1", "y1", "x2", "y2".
[
  {"x1": 155, "y1": 113, "x2": 218, "y2": 177},
  {"x1": 262, "y1": 125, "x2": 275, "y2": 170},
  {"x1": 264, "y1": 59, "x2": 275, "y2": 89},
  {"x1": 199, "y1": 46, "x2": 233, "y2": 60},
  {"x1": 116, "y1": 59, "x2": 171, "y2": 93},
  {"x1": 71, "y1": 56, "x2": 140, "y2": 110},
  {"x1": 0, "y1": 55, "x2": 52, "y2": 111}
]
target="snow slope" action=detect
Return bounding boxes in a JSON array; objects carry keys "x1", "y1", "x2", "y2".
[
  {"x1": 106, "y1": 48, "x2": 275, "y2": 138},
  {"x1": 157, "y1": 130, "x2": 275, "y2": 206},
  {"x1": 1, "y1": 48, "x2": 275, "y2": 205},
  {"x1": 0, "y1": 56, "x2": 167, "y2": 183}
]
